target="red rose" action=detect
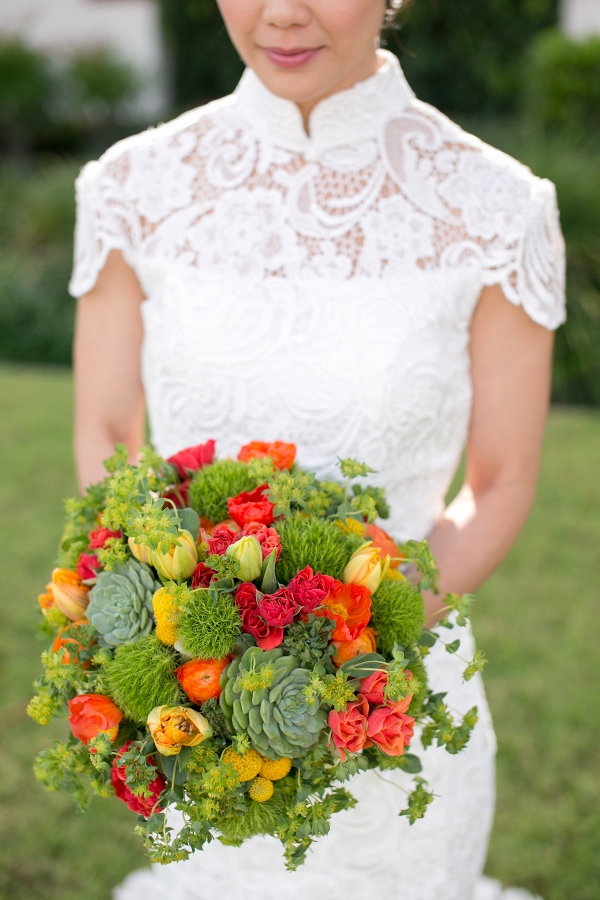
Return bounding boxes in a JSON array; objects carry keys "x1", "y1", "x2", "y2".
[
  {"x1": 227, "y1": 485, "x2": 275, "y2": 528},
  {"x1": 360, "y1": 670, "x2": 413, "y2": 713},
  {"x1": 328, "y1": 694, "x2": 372, "y2": 762},
  {"x1": 241, "y1": 523, "x2": 282, "y2": 560},
  {"x1": 68, "y1": 694, "x2": 123, "y2": 746},
  {"x1": 111, "y1": 742, "x2": 166, "y2": 819},
  {"x1": 238, "y1": 441, "x2": 296, "y2": 471},
  {"x1": 76, "y1": 552, "x2": 100, "y2": 581},
  {"x1": 288, "y1": 566, "x2": 335, "y2": 610},
  {"x1": 234, "y1": 582, "x2": 259, "y2": 611},
  {"x1": 240, "y1": 606, "x2": 284, "y2": 650},
  {"x1": 208, "y1": 525, "x2": 238, "y2": 556},
  {"x1": 167, "y1": 440, "x2": 216, "y2": 480},
  {"x1": 191, "y1": 562, "x2": 217, "y2": 589},
  {"x1": 258, "y1": 588, "x2": 298, "y2": 628},
  {"x1": 89, "y1": 527, "x2": 122, "y2": 550},
  {"x1": 367, "y1": 707, "x2": 415, "y2": 757}
]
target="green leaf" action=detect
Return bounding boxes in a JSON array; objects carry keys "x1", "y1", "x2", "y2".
[
  {"x1": 259, "y1": 548, "x2": 278, "y2": 594},
  {"x1": 337, "y1": 457, "x2": 377, "y2": 479},
  {"x1": 445, "y1": 639, "x2": 460, "y2": 654},
  {"x1": 338, "y1": 653, "x2": 386, "y2": 679},
  {"x1": 179, "y1": 507, "x2": 200, "y2": 539}
]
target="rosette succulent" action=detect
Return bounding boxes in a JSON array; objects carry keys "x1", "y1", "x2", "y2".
[
  {"x1": 87, "y1": 560, "x2": 160, "y2": 648},
  {"x1": 220, "y1": 647, "x2": 327, "y2": 759}
]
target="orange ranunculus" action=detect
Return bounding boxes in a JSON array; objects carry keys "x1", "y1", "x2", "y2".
[
  {"x1": 176, "y1": 657, "x2": 230, "y2": 703},
  {"x1": 52, "y1": 627, "x2": 92, "y2": 669},
  {"x1": 48, "y1": 568, "x2": 90, "y2": 621},
  {"x1": 313, "y1": 581, "x2": 372, "y2": 642},
  {"x1": 237, "y1": 441, "x2": 296, "y2": 471},
  {"x1": 68, "y1": 694, "x2": 123, "y2": 745},
  {"x1": 332, "y1": 627, "x2": 377, "y2": 667},
  {"x1": 148, "y1": 706, "x2": 213, "y2": 756},
  {"x1": 364, "y1": 523, "x2": 405, "y2": 569}
]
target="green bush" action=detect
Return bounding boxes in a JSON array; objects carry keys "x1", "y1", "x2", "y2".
[
  {"x1": 66, "y1": 49, "x2": 138, "y2": 126},
  {"x1": 524, "y1": 29, "x2": 600, "y2": 136},
  {"x1": 0, "y1": 40, "x2": 51, "y2": 152}
]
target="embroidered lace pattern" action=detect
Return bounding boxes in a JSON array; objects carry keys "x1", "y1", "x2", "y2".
[{"x1": 70, "y1": 55, "x2": 562, "y2": 899}]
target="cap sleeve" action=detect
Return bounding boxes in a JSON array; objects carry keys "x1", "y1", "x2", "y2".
[
  {"x1": 482, "y1": 177, "x2": 566, "y2": 330},
  {"x1": 69, "y1": 152, "x2": 139, "y2": 298}
]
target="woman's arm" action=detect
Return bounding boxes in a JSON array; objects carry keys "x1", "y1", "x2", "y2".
[
  {"x1": 423, "y1": 283, "x2": 554, "y2": 622},
  {"x1": 73, "y1": 249, "x2": 146, "y2": 492}
]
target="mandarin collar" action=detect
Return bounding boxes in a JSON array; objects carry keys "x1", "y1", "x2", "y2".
[{"x1": 233, "y1": 49, "x2": 414, "y2": 158}]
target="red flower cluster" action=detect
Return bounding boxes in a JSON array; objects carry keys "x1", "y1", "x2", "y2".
[
  {"x1": 287, "y1": 566, "x2": 334, "y2": 611},
  {"x1": 241, "y1": 522, "x2": 281, "y2": 560},
  {"x1": 111, "y1": 742, "x2": 166, "y2": 818},
  {"x1": 228, "y1": 485, "x2": 275, "y2": 528},
  {"x1": 207, "y1": 525, "x2": 238, "y2": 556},
  {"x1": 167, "y1": 440, "x2": 216, "y2": 480},
  {"x1": 76, "y1": 552, "x2": 100, "y2": 581},
  {"x1": 235, "y1": 583, "x2": 298, "y2": 650},
  {"x1": 89, "y1": 527, "x2": 122, "y2": 549},
  {"x1": 328, "y1": 669, "x2": 415, "y2": 762},
  {"x1": 191, "y1": 562, "x2": 217, "y2": 589}
]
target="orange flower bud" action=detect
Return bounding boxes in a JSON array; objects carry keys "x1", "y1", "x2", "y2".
[
  {"x1": 176, "y1": 657, "x2": 229, "y2": 703},
  {"x1": 48, "y1": 568, "x2": 90, "y2": 621},
  {"x1": 148, "y1": 706, "x2": 213, "y2": 756},
  {"x1": 364, "y1": 523, "x2": 405, "y2": 569},
  {"x1": 332, "y1": 627, "x2": 377, "y2": 667},
  {"x1": 343, "y1": 542, "x2": 390, "y2": 593},
  {"x1": 68, "y1": 693, "x2": 123, "y2": 745}
]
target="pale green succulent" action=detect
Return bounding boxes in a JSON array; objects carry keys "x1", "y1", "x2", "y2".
[
  {"x1": 220, "y1": 646, "x2": 327, "y2": 760},
  {"x1": 87, "y1": 559, "x2": 160, "y2": 648}
]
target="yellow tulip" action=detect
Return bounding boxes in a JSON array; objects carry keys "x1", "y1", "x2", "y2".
[
  {"x1": 48, "y1": 568, "x2": 90, "y2": 621},
  {"x1": 225, "y1": 535, "x2": 263, "y2": 582},
  {"x1": 343, "y1": 542, "x2": 390, "y2": 594},
  {"x1": 128, "y1": 537, "x2": 153, "y2": 565},
  {"x1": 147, "y1": 705, "x2": 213, "y2": 756},
  {"x1": 151, "y1": 530, "x2": 198, "y2": 582}
]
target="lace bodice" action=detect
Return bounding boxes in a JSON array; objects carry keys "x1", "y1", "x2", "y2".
[{"x1": 70, "y1": 50, "x2": 565, "y2": 542}]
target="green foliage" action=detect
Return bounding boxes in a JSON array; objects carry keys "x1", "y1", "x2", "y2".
[
  {"x1": 399, "y1": 777, "x2": 435, "y2": 824},
  {"x1": 116, "y1": 741, "x2": 162, "y2": 800},
  {"x1": 218, "y1": 780, "x2": 293, "y2": 842},
  {"x1": 34, "y1": 738, "x2": 112, "y2": 812},
  {"x1": 405, "y1": 653, "x2": 428, "y2": 717},
  {"x1": 0, "y1": 40, "x2": 50, "y2": 144},
  {"x1": 371, "y1": 579, "x2": 425, "y2": 655},
  {"x1": 68, "y1": 49, "x2": 137, "y2": 121},
  {"x1": 126, "y1": 495, "x2": 182, "y2": 554},
  {"x1": 87, "y1": 560, "x2": 159, "y2": 648},
  {"x1": 58, "y1": 480, "x2": 106, "y2": 568},
  {"x1": 351, "y1": 483, "x2": 390, "y2": 520},
  {"x1": 105, "y1": 635, "x2": 183, "y2": 724},
  {"x1": 267, "y1": 468, "x2": 317, "y2": 517},
  {"x1": 421, "y1": 693, "x2": 479, "y2": 754},
  {"x1": 275, "y1": 514, "x2": 353, "y2": 583},
  {"x1": 384, "y1": 646, "x2": 423, "y2": 704},
  {"x1": 176, "y1": 586, "x2": 241, "y2": 659},
  {"x1": 524, "y1": 30, "x2": 600, "y2": 137},
  {"x1": 282, "y1": 615, "x2": 336, "y2": 670},
  {"x1": 304, "y1": 669, "x2": 357, "y2": 713},
  {"x1": 338, "y1": 457, "x2": 376, "y2": 480},
  {"x1": 401, "y1": 539, "x2": 439, "y2": 593},
  {"x1": 189, "y1": 459, "x2": 256, "y2": 523}
]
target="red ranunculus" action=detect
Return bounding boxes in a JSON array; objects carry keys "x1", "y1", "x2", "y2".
[
  {"x1": 111, "y1": 742, "x2": 166, "y2": 818},
  {"x1": 328, "y1": 694, "x2": 372, "y2": 762},
  {"x1": 234, "y1": 582, "x2": 259, "y2": 611},
  {"x1": 207, "y1": 525, "x2": 238, "y2": 556},
  {"x1": 360, "y1": 670, "x2": 413, "y2": 712},
  {"x1": 367, "y1": 707, "x2": 415, "y2": 756},
  {"x1": 313, "y1": 580, "x2": 372, "y2": 642},
  {"x1": 241, "y1": 522, "x2": 282, "y2": 560},
  {"x1": 288, "y1": 566, "x2": 335, "y2": 610},
  {"x1": 68, "y1": 694, "x2": 123, "y2": 746},
  {"x1": 237, "y1": 441, "x2": 296, "y2": 470},
  {"x1": 258, "y1": 588, "x2": 297, "y2": 628},
  {"x1": 240, "y1": 606, "x2": 284, "y2": 650},
  {"x1": 191, "y1": 562, "x2": 217, "y2": 589},
  {"x1": 227, "y1": 485, "x2": 275, "y2": 528},
  {"x1": 167, "y1": 440, "x2": 216, "y2": 480},
  {"x1": 88, "y1": 527, "x2": 122, "y2": 550},
  {"x1": 76, "y1": 552, "x2": 100, "y2": 581}
]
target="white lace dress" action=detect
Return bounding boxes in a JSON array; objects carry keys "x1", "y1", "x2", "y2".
[{"x1": 70, "y1": 50, "x2": 565, "y2": 900}]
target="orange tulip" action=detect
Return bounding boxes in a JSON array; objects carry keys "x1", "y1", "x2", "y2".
[
  {"x1": 332, "y1": 627, "x2": 377, "y2": 667},
  {"x1": 48, "y1": 568, "x2": 90, "y2": 621},
  {"x1": 176, "y1": 657, "x2": 230, "y2": 703}
]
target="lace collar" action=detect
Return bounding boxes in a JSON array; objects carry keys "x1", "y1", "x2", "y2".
[{"x1": 233, "y1": 49, "x2": 414, "y2": 156}]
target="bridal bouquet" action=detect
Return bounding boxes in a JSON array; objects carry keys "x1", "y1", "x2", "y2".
[{"x1": 29, "y1": 440, "x2": 484, "y2": 868}]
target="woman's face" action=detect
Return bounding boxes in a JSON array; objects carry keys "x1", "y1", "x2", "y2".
[{"x1": 217, "y1": 0, "x2": 386, "y2": 108}]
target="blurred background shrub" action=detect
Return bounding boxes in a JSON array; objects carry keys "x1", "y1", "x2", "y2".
[{"x1": 0, "y1": 0, "x2": 598, "y2": 407}]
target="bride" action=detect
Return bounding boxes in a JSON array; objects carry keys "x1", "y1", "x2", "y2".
[{"x1": 70, "y1": 1, "x2": 565, "y2": 898}]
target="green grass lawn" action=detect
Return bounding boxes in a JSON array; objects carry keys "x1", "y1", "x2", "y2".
[{"x1": 0, "y1": 365, "x2": 598, "y2": 900}]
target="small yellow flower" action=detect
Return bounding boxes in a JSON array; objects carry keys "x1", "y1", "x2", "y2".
[
  {"x1": 334, "y1": 518, "x2": 366, "y2": 537},
  {"x1": 249, "y1": 776, "x2": 274, "y2": 802},
  {"x1": 259, "y1": 756, "x2": 292, "y2": 781},
  {"x1": 152, "y1": 587, "x2": 180, "y2": 646},
  {"x1": 222, "y1": 746, "x2": 263, "y2": 782}
]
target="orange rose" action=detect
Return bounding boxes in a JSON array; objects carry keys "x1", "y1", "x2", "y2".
[
  {"x1": 47, "y1": 568, "x2": 90, "y2": 621},
  {"x1": 68, "y1": 694, "x2": 123, "y2": 745},
  {"x1": 237, "y1": 441, "x2": 296, "y2": 470},
  {"x1": 313, "y1": 581, "x2": 372, "y2": 642},
  {"x1": 332, "y1": 627, "x2": 377, "y2": 667},
  {"x1": 176, "y1": 657, "x2": 230, "y2": 703},
  {"x1": 364, "y1": 523, "x2": 405, "y2": 569}
]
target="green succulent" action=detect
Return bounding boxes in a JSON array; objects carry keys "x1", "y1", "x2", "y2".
[
  {"x1": 87, "y1": 559, "x2": 160, "y2": 648},
  {"x1": 220, "y1": 647, "x2": 327, "y2": 760}
]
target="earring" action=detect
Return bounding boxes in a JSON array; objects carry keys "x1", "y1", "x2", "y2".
[{"x1": 389, "y1": 0, "x2": 403, "y2": 8}]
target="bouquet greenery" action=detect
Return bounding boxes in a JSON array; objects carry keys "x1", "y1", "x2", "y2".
[{"x1": 29, "y1": 439, "x2": 484, "y2": 869}]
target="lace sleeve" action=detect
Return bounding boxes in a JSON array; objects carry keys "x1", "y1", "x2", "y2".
[
  {"x1": 68, "y1": 152, "x2": 139, "y2": 298},
  {"x1": 481, "y1": 176, "x2": 566, "y2": 330}
]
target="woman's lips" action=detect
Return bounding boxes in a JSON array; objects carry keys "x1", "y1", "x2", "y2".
[{"x1": 261, "y1": 47, "x2": 323, "y2": 69}]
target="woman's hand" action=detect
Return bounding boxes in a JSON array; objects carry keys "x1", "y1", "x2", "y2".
[
  {"x1": 73, "y1": 250, "x2": 146, "y2": 492},
  {"x1": 424, "y1": 283, "x2": 554, "y2": 623}
]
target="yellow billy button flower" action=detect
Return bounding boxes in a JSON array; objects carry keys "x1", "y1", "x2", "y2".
[
  {"x1": 47, "y1": 568, "x2": 90, "y2": 621},
  {"x1": 147, "y1": 705, "x2": 213, "y2": 756},
  {"x1": 343, "y1": 541, "x2": 390, "y2": 594},
  {"x1": 259, "y1": 756, "x2": 292, "y2": 781},
  {"x1": 249, "y1": 776, "x2": 274, "y2": 803},
  {"x1": 151, "y1": 530, "x2": 198, "y2": 582},
  {"x1": 152, "y1": 586, "x2": 180, "y2": 646},
  {"x1": 222, "y1": 746, "x2": 263, "y2": 782},
  {"x1": 225, "y1": 535, "x2": 263, "y2": 582},
  {"x1": 128, "y1": 537, "x2": 153, "y2": 565}
]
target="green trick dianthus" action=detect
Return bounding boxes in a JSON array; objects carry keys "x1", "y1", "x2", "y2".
[
  {"x1": 371, "y1": 579, "x2": 425, "y2": 655},
  {"x1": 275, "y1": 514, "x2": 353, "y2": 583},
  {"x1": 218, "y1": 778, "x2": 294, "y2": 842},
  {"x1": 176, "y1": 588, "x2": 241, "y2": 660},
  {"x1": 105, "y1": 634, "x2": 183, "y2": 724},
  {"x1": 189, "y1": 460, "x2": 257, "y2": 524},
  {"x1": 406, "y1": 654, "x2": 428, "y2": 717}
]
